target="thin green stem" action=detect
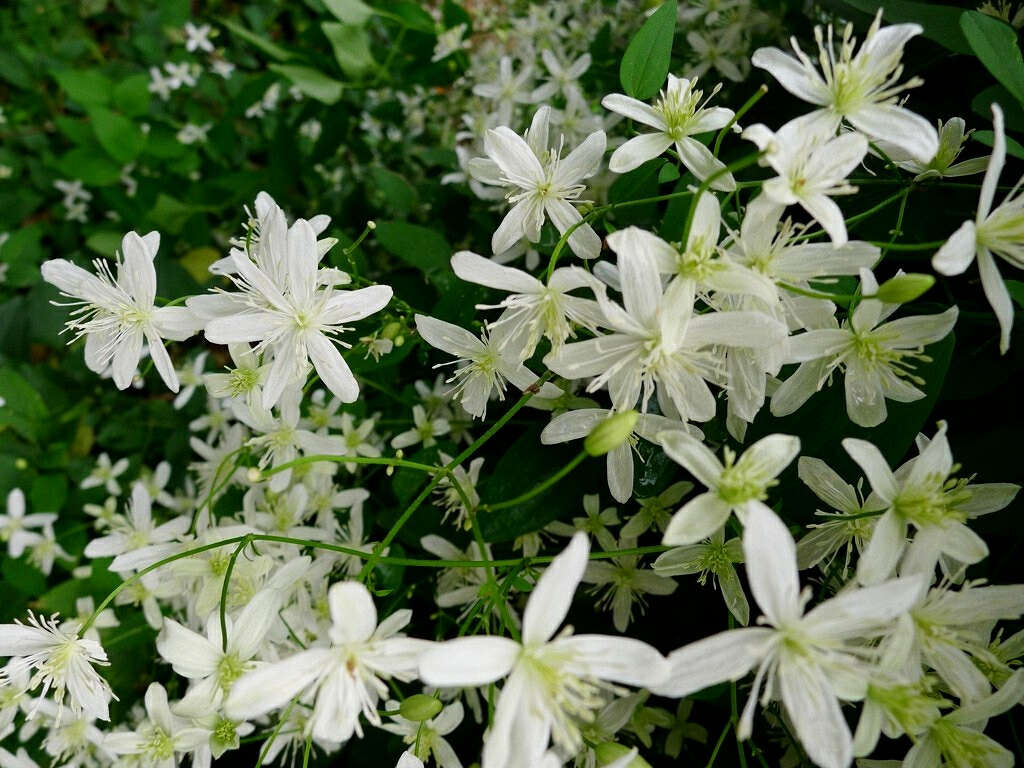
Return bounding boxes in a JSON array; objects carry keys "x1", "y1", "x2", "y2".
[
  {"x1": 713, "y1": 84, "x2": 767, "y2": 157},
  {"x1": 254, "y1": 696, "x2": 300, "y2": 768},
  {"x1": 220, "y1": 538, "x2": 251, "y2": 652},
  {"x1": 482, "y1": 451, "x2": 588, "y2": 513}
]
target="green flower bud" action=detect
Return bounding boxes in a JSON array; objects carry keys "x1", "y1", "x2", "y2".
[
  {"x1": 382, "y1": 321, "x2": 402, "y2": 340},
  {"x1": 399, "y1": 694, "x2": 443, "y2": 722},
  {"x1": 584, "y1": 410, "x2": 639, "y2": 456},
  {"x1": 593, "y1": 742, "x2": 651, "y2": 768},
  {"x1": 872, "y1": 273, "x2": 935, "y2": 304}
]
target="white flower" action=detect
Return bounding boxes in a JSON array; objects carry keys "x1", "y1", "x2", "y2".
[
  {"x1": 876, "y1": 117, "x2": 990, "y2": 181},
  {"x1": 843, "y1": 423, "x2": 1018, "y2": 585},
  {"x1": 774, "y1": 293, "x2": 958, "y2": 428},
  {"x1": 794, "y1": 456, "x2": 882, "y2": 576},
  {"x1": 545, "y1": 227, "x2": 787, "y2": 418},
  {"x1": 742, "y1": 118, "x2": 867, "y2": 246},
  {"x1": 148, "y1": 66, "x2": 174, "y2": 100},
  {"x1": 541, "y1": 408, "x2": 695, "y2": 503},
  {"x1": 164, "y1": 61, "x2": 198, "y2": 89},
  {"x1": 41, "y1": 232, "x2": 201, "y2": 392},
  {"x1": 415, "y1": 314, "x2": 561, "y2": 419},
  {"x1": 653, "y1": 504, "x2": 925, "y2": 768},
  {"x1": 231, "y1": 388, "x2": 345, "y2": 492},
  {"x1": 104, "y1": 683, "x2": 207, "y2": 766},
  {"x1": 546, "y1": 493, "x2": 620, "y2": 551},
  {"x1": 472, "y1": 107, "x2": 607, "y2": 259},
  {"x1": 173, "y1": 351, "x2": 208, "y2": 410},
  {"x1": 539, "y1": 49, "x2": 591, "y2": 102},
  {"x1": 225, "y1": 581, "x2": 428, "y2": 742},
  {"x1": 176, "y1": 122, "x2": 212, "y2": 145},
  {"x1": 933, "y1": 104, "x2": 1023, "y2": 353},
  {"x1": 901, "y1": 670, "x2": 1024, "y2": 768},
  {"x1": 419, "y1": 533, "x2": 668, "y2": 768},
  {"x1": 887, "y1": 581, "x2": 1024, "y2": 704},
  {"x1": 582, "y1": 537, "x2": 677, "y2": 632},
  {"x1": 602, "y1": 75, "x2": 736, "y2": 190},
  {"x1": 0, "y1": 612, "x2": 114, "y2": 722},
  {"x1": 391, "y1": 405, "x2": 450, "y2": 450},
  {"x1": 83, "y1": 484, "x2": 189, "y2": 573},
  {"x1": 751, "y1": 12, "x2": 938, "y2": 162},
  {"x1": 658, "y1": 431, "x2": 800, "y2": 545},
  {"x1": 432, "y1": 24, "x2": 469, "y2": 63},
  {"x1": 196, "y1": 218, "x2": 391, "y2": 408},
  {"x1": 183, "y1": 22, "x2": 214, "y2": 53},
  {"x1": 203, "y1": 343, "x2": 268, "y2": 409},
  {"x1": 450, "y1": 250, "x2": 606, "y2": 361},
  {"x1": 472, "y1": 56, "x2": 538, "y2": 126},
  {"x1": 654, "y1": 527, "x2": 749, "y2": 626},
  {"x1": 0, "y1": 489, "x2": 56, "y2": 558},
  {"x1": 381, "y1": 700, "x2": 464, "y2": 768},
  {"x1": 156, "y1": 589, "x2": 283, "y2": 707}
]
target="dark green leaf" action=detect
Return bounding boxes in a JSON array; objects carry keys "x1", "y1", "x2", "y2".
[
  {"x1": 619, "y1": 0, "x2": 676, "y2": 100},
  {"x1": 269, "y1": 64, "x2": 344, "y2": 104},
  {"x1": 374, "y1": 220, "x2": 451, "y2": 286},
  {"x1": 89, "y1": 107, "x2": 146, "y2": 164},
  {"x1": 321, "y1": 22, "x2": 375, "y2": 79},
  {"x1": 324, "y1": 0, "x2": 374, "y2": 25},
  {"x1": 961, "y1": 11, "x2": 1024, "y2": 104},
  {"x1": 222, "y1": 19, "x2": 293, "y2": 62},
  {"x1": 973, "y1": 129, "x2": 1024, "y2": 160},
  {"x1": 840, "y1": 0, "x2": 970, "y2": 54},
  {"x1": 54, "y1": 69, "x2": 113, "y2": 106}
]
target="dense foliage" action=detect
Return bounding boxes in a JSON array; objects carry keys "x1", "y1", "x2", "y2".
[{"x1": 1, "y1": 1, "x2": 1023, "y2": 767}]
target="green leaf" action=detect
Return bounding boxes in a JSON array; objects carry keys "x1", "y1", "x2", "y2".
[
  {"x1": 840, "y1": 0, "x2": 970, "y2": 54},
  {"x1": 973, "y1": 129, "x2": 1024, "y2": 160},
  {"x1": 30, "y1": 474, "x2": 67, "y2": 514},
  {"x1": 0, "y1": 368, "x2": 49, "y2": 443},
  {"x1": 112, "y1": 74, "x2": 152, "y2": 117},
  {"x1": 323, "y1": 0, "x2": 374, "y2": 25},
  {"x1": 89, "y1": 107, "x2": 146, "y2": 164},
  {"x1": 54, "y1": 69, "x2": 113, "y2": 106},
  {"x1": 972, "y1": 84, "x2": 1024, "y2": 131},
  {"x1": 657, "y1": 163, "x2": 680, "y2": 184},
  {"x1": 147, "y1": 194, "x2": 200, "y2": 235},
  {"x1": 54, "y1": 147, "x2": 122, "y2": 186},
  {"x1": 373, "y1": 220, "x2": 450, "y2": 285},
  {"x1": 269, "y1": 64, "x2": 344, "y2": 104},
  {"x1": 221, "y1": 19, "x2": 292, "y2": 62},
  {"x1": 321, "y1": 22, "x2": 375, "y2": 79},
  {"x1": 478, "y1": 426, "x2": 596, "y2": 542},
  {"x1": 86, "y1": 231, "x2": 124, "y2": 258},
  {"x1": 368, "y1": 167, "x2": 419, "y2": 216},
  {"x1": 1007, "y1": 279, "x2": 1024, "y2": 308},
  {"x1": 961, "y1": 11, "x2": 1024, "y2": 104},
  {"x1": 619, "y1": 0, "x2": 676, "y2": 100},
  {"x1": 390, "y1": 2, "x2": 436, "y2": 33},
  {"x1": 2, "y1": 558, "x2": 48, "y2": 596}
]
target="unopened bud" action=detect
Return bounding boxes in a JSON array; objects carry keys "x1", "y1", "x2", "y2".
[
  {"x1": 367, "y1": 220, "x2": 376, "y2": 230},
  {"x1": 584, "y1": 410, "x2": 638, "y2": 456},
  {"x1": 246, "y1": 468, "x2": 263, "y2": 483},
  {"x1": 872, "y1": 273, "x2": 935, "y2": 304},
  {"x1": 382, "y1": 321, "x2": 402, "y2": 340},
  {"x1": 594, "y1": 743, "x2": 650, "y2": 768},
  {"x1": 398, "y1": 694, "x2": 443, "y2": 722},
  {"x1": 14, "y1": 458, "x2": 28, "y2": 470}
]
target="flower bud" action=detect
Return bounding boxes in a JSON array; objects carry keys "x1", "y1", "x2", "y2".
[
  {"x1": 382, "y1": 321, "x2": 402, "y2": 340},
  {"x1": 871, "y1": 273, "x2": 935, "y2": 304},
  {"x1": 584, "y1": 410, "x2": 638, "y2": 456},
  {"x1": 246, "y1": 467, "x2": 263, "y2": 483},
  {"x1": 399, "y1": 694, "x2": 443, "y2": 722},
  {"x1": 594, "y1": 743, "x2": 651, "y2": 768}
]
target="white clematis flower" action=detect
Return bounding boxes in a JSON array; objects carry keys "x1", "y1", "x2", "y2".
[
  {"x1": 751, "y1": 12, "x2": 938, "y2": 163},
  {"x1": 419, "y1": 533, "x2": 668, "y2": 768},
  {"x1": 415, "y1": 314, "x2": 561, "y2": 419},
  {"x1": 653, "y1": 503, "x2": 926, "y2": 768},
  {"x1": 41, "y1": 231, "x2": 200, "y2": 392},
  {"x1": 742, "y1": 119, "x2": 868, "y2": 246},
  {"x1": 545, "y1": 227, "x2": 787, "y2": 418},
  {"x1": 658, "y1": 431, "x2": 800, "y2": 545},
  {"x1": 450, "y1": 250, "x2": 606, "y2": 361},
  {"x1": 933, "y1": 104, "x2": 1024, "y2": 353},
  {"x1": 602, "y1": 75, "x2": 736, "y2": 190},
  {"x1": 224, "y1": 581, "x2": 428, "y2": 743},
  {"x1": 471, "y1": 107, "x2": 607, "y2": 260},
  {"x1": 0, "y1": 489, "x2": 56, "y2": 559}
]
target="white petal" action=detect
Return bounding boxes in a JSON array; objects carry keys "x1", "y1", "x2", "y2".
[
  {"x1": 651, "y1": 627, "x2": 773, "y2": 697},
  {"x1": 557, "y1": 634, "x2": 668, "y2": 687},
  {"x1": 418, "y1": 636, "x2": 520, "y2": 687},
  {"x1": 522, "y1": 532, "x2": 589, "y2": 645},
  {"x1": 663, "y1": 493, "x2": 733, "y2": 546},
  {"x1": 608, "y1": 133, "x2": 673, "y2": 174},
  {"x1": 328, "y1": 581, "x2": 377, "y2": 643},
  {"x1": 777, "y1": 661, "x2": 851, "y2": 768},
  {"x1": 842, "y1": 439, "x2": 897, "y2": 501},
  {"x1": 451, "y1": 251, "x2": 540, "y2": 294},
  {"x1": 742, "y1": 502, "x2": 801, "y2": 626},
  {"x1": 600, "y1": 93, "x2": 666, "y2": 130},
  {"x1": 750, "y1": 47, "x2": 828, "y2": 105},
  {"x1": 156, "y1": 619, "x2": 220, "y2": 678},
  {"x1": 932, "y1": 220, "x2": 978, "y2": 276},
  {"x1": 224, "y1": 648, "x2": 332, "y2": 720},
  {"x1": 855, "y1": 510, "x2": 906, "y2": 586},
  {"x1": 307, "y1": 333, "x2": 359, "y2": 403},
  {"x1": 415, "y1": 315, "x2": 483, "y2": 358}
]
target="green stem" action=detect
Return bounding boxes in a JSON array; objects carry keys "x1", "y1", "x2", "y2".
[
  {"x1": 482, "y1": 451, "x2": 588, "y2": 512},
  {"x1": 219, "y1": 538, "x2": 250, "y2": 652},
  {"x1": 681, "y1": 150, "x2": 765, "y2": 245},
  {"x1": 713, "y1": 84, "x2": 767, "y2": 157}
]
